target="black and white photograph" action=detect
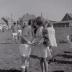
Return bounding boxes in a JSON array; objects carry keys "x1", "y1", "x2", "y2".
[{"x1": 0, "y1": 0, "x2": 72, "y2": 72}]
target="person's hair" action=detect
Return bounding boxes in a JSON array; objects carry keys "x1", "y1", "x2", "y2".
[
  {"x1": 28, "y1": 19, "x2": 32, "y2": 26},
  {"x1": 31, "y1": 19, "x2": 35, "y2": 28},
  {"x1": 36, "y1": 16, "x2": 43, "y2": 27},
  {"x1": 47, "y1": 23, "x2": 51, "y2": 27}
]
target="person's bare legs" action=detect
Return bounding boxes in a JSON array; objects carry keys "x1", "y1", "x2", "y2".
[
  {"x1": 21, "y1": 55, "x2": 30, "y2": 72},
  {"x1": 40, "y1": 58, "x2": 48, "y2": 72},
  {"x1": 21, "y1": 55, "x2": 26, "y2": 72},
  {"x1": 44, "y1": 58, "x2": 48, "y2": 72},
  {"x1": 40, "y1": 58, "x2": 44, "y2": 72}
]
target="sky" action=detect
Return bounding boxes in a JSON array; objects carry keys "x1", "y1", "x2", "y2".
[{"x1": 0, "y1": 0, "x2": 72, "y2": 21}]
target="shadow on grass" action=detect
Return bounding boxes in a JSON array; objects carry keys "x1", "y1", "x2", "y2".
[
  {"x1": 48, "y1": 53, "x2": 72, "y2": 64},
  {"x1": 57, "y1": 54, "x2": 72, "y2": 58},
  {"x1": 53, "y1": 70, "x2": 64, "y2": 72},
  {"x1": 0, "y1": 69, "x2": 21, "y2": 72},
  {"x1": 64, "y1": 51, "x2": 72, "y2": 54}
]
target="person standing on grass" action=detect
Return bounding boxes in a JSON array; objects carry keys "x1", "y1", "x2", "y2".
[
  {"x1": 19, "y1": 21, "x2": 33, "y2": 72},
  {"x1": 17, "y1": 24, "x2": 22, "y2": 40},
  {"x1": 39, "y1": 22, "x2": 53, "y2": 72},
  {"x1": 11, "y1": 22, "x2": 18, "y2": 42},
  {"x1": 28, "y1": 17, "x2": 51, "y2": 72},
  {"x1": 29, "y1": 30, "x2": 52, "y2": 72}
]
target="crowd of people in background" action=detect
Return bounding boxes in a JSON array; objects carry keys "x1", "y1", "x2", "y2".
[{"x1": 10, "y1": 16, "x2": 57, "y2": 72}]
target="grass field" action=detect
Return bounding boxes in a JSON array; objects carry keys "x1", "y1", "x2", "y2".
[
  {"x1": 0, "y1": 30, "x2": 21, "y2": 70},
  {"x1": 0, "y1": 29, "x2": 72, "y2": 72}
]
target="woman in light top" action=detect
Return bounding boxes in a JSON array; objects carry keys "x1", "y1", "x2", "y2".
[
  {"x1": 40, "y1": 23, "x2": 52, "y2": 72},
  {"x1": 29, "y1": 19, "x2": 52, "y2": 72}
]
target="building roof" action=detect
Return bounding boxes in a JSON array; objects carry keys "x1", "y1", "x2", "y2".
[
  {"x1": 62, "y1": 13, "x2": 72, "y2": 21},
  {"x1": 68, "y1": 13, "x2": 72, "y2": 18}
]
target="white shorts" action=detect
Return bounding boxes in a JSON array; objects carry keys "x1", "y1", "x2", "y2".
[
  {"x1": 18, "y1": 30, "x2": 22, "y2": 35},
  {"x1": 12, "y1": 32, "x2": 17, "y2": 36},
  {"x1": 19, "y1": 44, "x2": 31, "y2": 57},
  {"x1": 12, "y1": 32, "x2": 18, "y2": 39}
]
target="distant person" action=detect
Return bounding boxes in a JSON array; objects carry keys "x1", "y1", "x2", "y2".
[
  {"x1": 17, "y1": 24, "x2": 22, "y2": 40},
  {"x1": 17, "y1": 24, "x2": 22, "y2": 35},
  {"x1": 67, "y1": 35, "x2": 72, "y2": 48},
  {"x1": 67, "y1": 35, "x2": 70, "y2": 42},
  {"x1": 11, "y1": 22, "x2": 18, "y2": 41}
]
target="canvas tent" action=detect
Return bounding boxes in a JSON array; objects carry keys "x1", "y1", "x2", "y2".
[{"x1": 62, "y1": 13, "x2": 72, "y2": 21}]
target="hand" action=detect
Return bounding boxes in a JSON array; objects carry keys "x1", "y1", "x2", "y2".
[{"x1": 28, "y1": 41, "x2": 31, "y2": 44}]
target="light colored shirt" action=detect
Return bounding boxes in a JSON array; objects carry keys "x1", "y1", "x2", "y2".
[
  {"x1": 22, "y1": 25, "x2": 33, "y2": 42},
  {"x1": 19, "y1": 44, "x2": 31, "y2": 57},
  {"x1": 47, "y1": 26, "x2": 57, "y2": 47}
]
